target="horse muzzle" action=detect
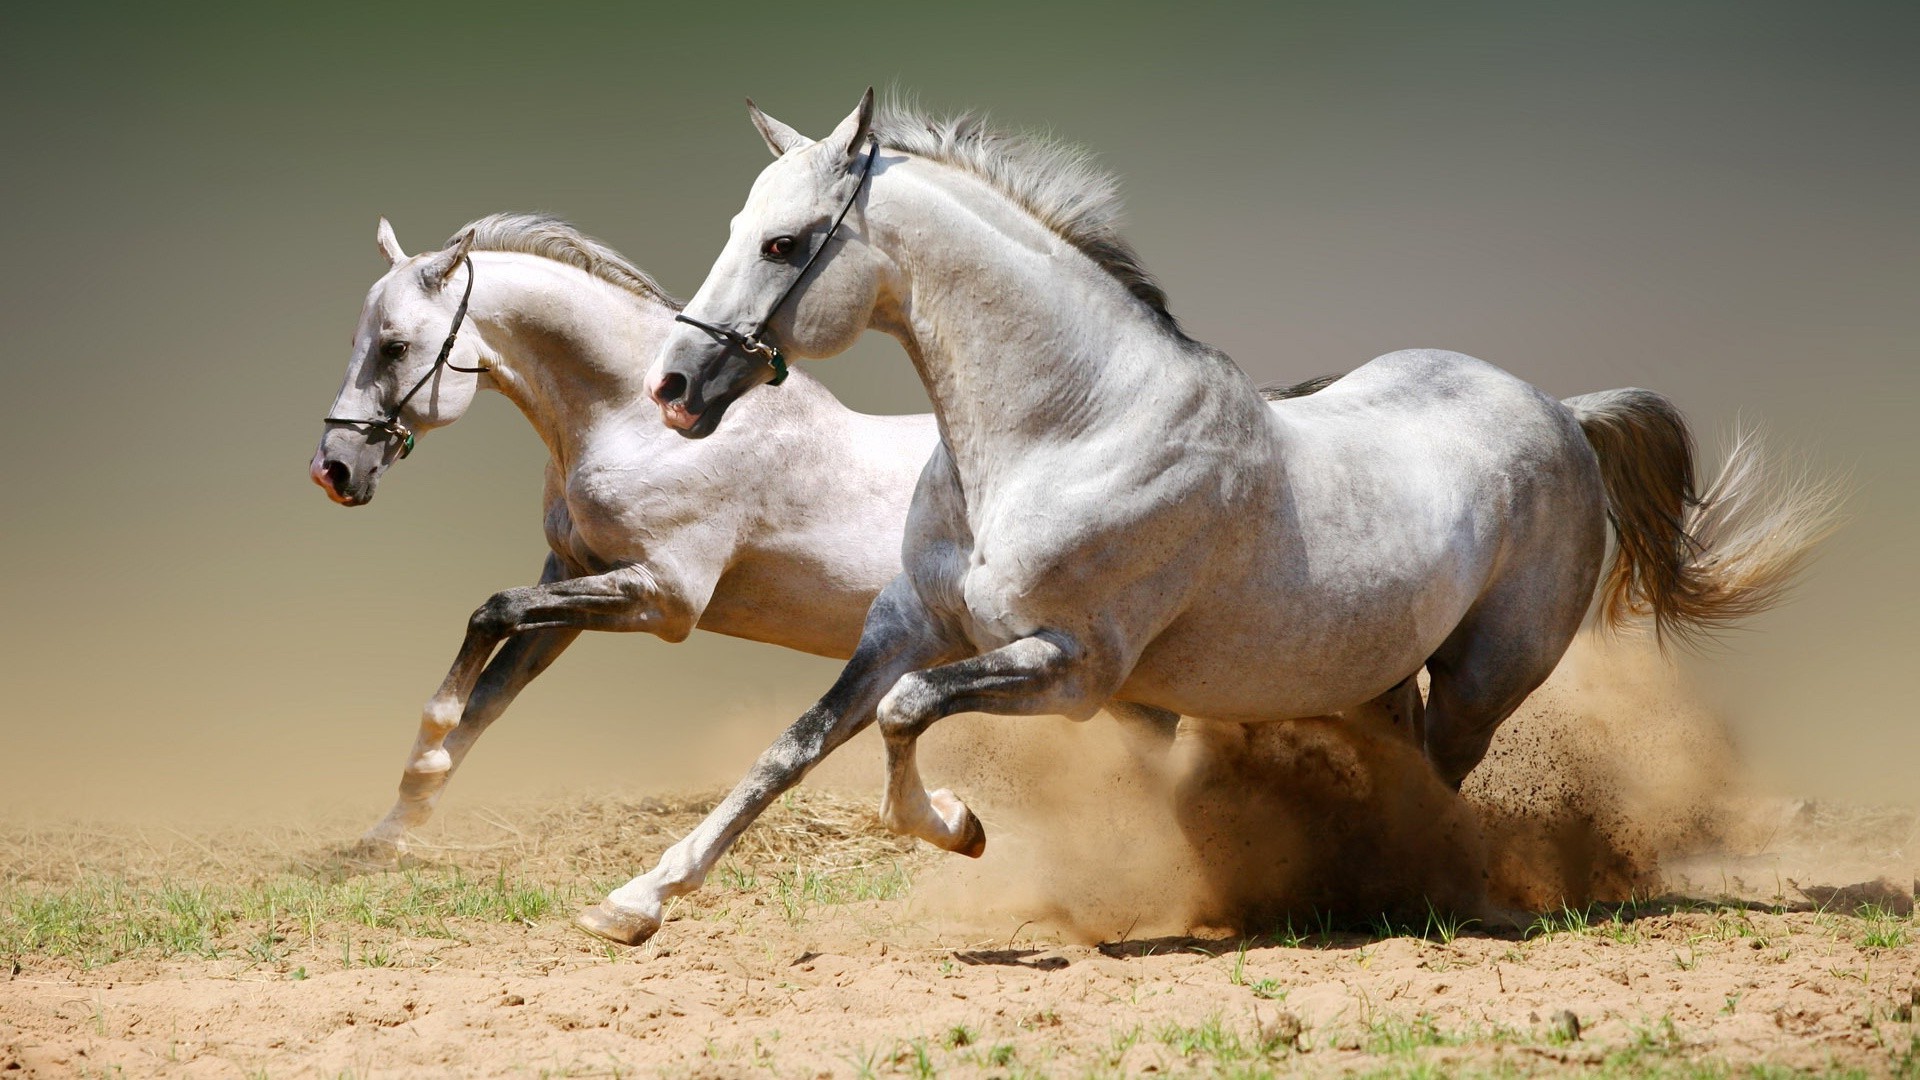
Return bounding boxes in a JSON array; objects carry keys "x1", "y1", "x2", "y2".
[
  {"x1": 648, "y1": 333, "x2": 766, "y2": 440},
  {"x1": 309, "y1": 435, "x2": 390, "y2": 506}
]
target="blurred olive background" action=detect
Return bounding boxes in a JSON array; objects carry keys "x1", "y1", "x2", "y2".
[{"x1": 0, "y1": 1, "x2": 1912, "y2": 820}]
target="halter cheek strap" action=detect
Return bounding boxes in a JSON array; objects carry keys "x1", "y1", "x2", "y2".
[
  {"x1": 322, "y1": 255, "x2": 483, "y2": 460},
  {"x1": 674, "y1": 134, "x2": 881, "y2": 387}
]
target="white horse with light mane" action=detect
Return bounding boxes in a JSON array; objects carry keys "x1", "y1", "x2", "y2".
[
  {"x1": 311, "y1": 213, "x2": 1318, "y2": 854},
  {"x1": 310, "y1": 214, "x2": 938, "y2": 851},
  {"x1": 576, "y1": 91, "x2": 1837, "y2": 945}
]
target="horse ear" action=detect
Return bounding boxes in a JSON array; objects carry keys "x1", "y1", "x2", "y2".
[
  {"x1": 746, "y1": 98, "x2": 811, "y2": 157},
  {"x1": 419, "y1": 228, "x2": 476, "y2": 291},
  {"x1": 824, "y1": 87, "x2": 875, "y2": 164},
  {"x1": 376, "y1": 217, "x2": 407, "y2": 266}
]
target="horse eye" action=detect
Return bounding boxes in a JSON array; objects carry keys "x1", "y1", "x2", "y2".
[
  {"x1": 380, "y1": 340, "x2": 409, "y2": 361},
  {"x1": 761, "y1": 235, "x2": 797, "y2": 260}
]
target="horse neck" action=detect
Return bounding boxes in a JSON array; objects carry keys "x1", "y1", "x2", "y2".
[
  {"x1": 871, "y1": 161, "x2": 1205, "y2": 477},
  {"x1": 467, "y1": 252, "x2": 675, "y2": 465}
]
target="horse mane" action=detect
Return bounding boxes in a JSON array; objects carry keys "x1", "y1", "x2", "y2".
[
  {"x1": 450, "y1": 213, "x2": 682, "y2": 310},
  {"x1": 1258, "y1": 373, "x2": 1342, "y2": 400},
  {"x1": 873, "y1": 104, "x2": 1183, "y2": 335}
]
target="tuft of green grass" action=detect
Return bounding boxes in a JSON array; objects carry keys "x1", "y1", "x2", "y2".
[
  {"x1": 1858, "y1": 906, "x2": 1910, "y2": 951},
  {"x1": 1424, "y1": 900, "x2": 1479, "y2": 945},
  {"x1": 0, "y1": 867, "x2": 576, "y2": 969},
  {"x1": 1674, "y1": 941, "x2": 1701, "y2": 971},
  {"x1": 1365, "y1": 1013, "x2": 1460, "y2": 1057},
  {"x1": 1156, "y1": 1013, "x2": 1294, "y2": 1066},
  {"x1": 1528, "y1": 902, "x2": 1598, "y2": 938},
  {"x1": 1249, "y1": 978, "x2": 1287, "y2": 1000},
  {"x1": 716, "y1": 857, "x2": 909, "y2": 928}
]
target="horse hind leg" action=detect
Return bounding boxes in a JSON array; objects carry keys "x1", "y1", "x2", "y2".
[
  {"x1": 1342, "y1": 674, "x2": 1426, "y2": 750},
  {"x1": 1423, "y1": 580, "x2": 1588, "y2": 790}
]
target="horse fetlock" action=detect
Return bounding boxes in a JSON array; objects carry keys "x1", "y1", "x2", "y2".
[
  {"x1": 420, "y1": 698, "x2": 462, "y2": 735},
  {"x1": 876, "y1": 789, "x2": 923, "y2": 837},
  {"x1": 391, "y1": 768, "x2": 441, "y2": 803},
  {"x1": 405, "y1": 746, "x2": 454, "y2": 778}
]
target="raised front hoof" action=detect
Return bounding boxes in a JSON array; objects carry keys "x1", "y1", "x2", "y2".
[
  {"x1": 575, "y1": 902, "x2": 660, "y2": 947},
  {"x1": 953, "y1": 807, "x2": 988, "y2": 859},
  {"x1": 930, "y1": 789, "x2": 987, "y2": 859}
]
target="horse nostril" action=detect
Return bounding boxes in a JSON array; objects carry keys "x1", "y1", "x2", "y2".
[
  {"x1": 653, "y1": 372, "x2": 689, "y2": 407},
  {"x1": 323, "y1": 459, "x2": 351, "y2": 493}
]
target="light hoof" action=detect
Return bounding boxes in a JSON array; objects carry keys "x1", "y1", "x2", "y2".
[
  {"x1": 349, "y1": 832, "x2": 407, "y2": 866},
  {"x1": 931, "y1": 789, "x2": 987, "y2": 859},
  {"x1": 575, "y1": 901, "x2": 660, "y2": 946}
]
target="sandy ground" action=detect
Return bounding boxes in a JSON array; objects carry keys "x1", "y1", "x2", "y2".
[{"x1": 3, "y1": 644, "x2": 1917, "y2": 1077}]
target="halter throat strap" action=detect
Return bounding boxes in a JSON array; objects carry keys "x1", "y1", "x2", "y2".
[
  {"x1": 673, "y1": 134, "x2": 880, "y2": 387},
  {"x1": 322, "y1": 255, "x2": 482, "y2": 459}
]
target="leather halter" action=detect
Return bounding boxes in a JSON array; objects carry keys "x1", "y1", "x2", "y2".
[
  {"x1": 322, "y1": 256, "x2": 483, "y2": 460},
  {"x1": 672, "y1": 135, "x2": 880, "y2": 387}
]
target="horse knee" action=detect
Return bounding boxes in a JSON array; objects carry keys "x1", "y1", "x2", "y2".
[{"x1": 468, "y1": 592, "x2": 521, "y2": 638}]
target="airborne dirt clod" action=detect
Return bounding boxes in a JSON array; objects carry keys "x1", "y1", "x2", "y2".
[{"x1": 3, "y1": 640, "x2": 1916, "y2": 1077}]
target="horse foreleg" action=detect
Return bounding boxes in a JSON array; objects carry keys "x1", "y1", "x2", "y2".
[
  {"x1": 875, "y1": 631, "x2": 1110, "y2": 855},
  {"x1": 578, "y1": 578, "x2": 954, "y2": 947},
  {"x1": 361, "y1": 556, "x2": 685, "y2": 855},
  {"x1": 360, "y1": 626, "x2": 579, "y2": 853}
]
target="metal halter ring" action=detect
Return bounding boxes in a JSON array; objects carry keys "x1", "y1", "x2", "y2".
[{"x1": 672, "y1": 134, "x2": 880, "y2": 388}]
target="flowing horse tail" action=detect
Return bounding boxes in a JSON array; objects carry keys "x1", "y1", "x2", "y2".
[{"x1": 1563, "y1": 388, "x2": 1843, "y2": 648}]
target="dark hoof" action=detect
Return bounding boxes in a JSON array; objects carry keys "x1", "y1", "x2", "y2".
[
  {"x1": 574, "y1": 902, "x2": 659, "y2": 946},
  {"x1": 954, "y1": 806, "x2": 987, "y2": 859}
]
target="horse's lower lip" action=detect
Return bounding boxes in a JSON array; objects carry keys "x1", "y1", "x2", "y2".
[
  {"x1": 659, "y1": 401, "x2": 701, "y2": 431},
  {"x1": 315, "y1": 478, "x2": 354, "y2": 505},
  {"x1": 315, "y1": 479, "x2": 368, "y2": 507}
]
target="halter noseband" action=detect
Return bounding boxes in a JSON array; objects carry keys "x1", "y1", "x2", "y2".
[
  {"x1": 322, "y1": 255, "x2": 483, "y2": 460},
  {"x1": 673, "y1": 135, "x2": 880, "y2": 387}
]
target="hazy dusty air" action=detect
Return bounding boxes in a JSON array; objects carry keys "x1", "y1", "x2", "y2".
[{"x1": 0, "y1": 1, "x2": 1913, "y2": 831}]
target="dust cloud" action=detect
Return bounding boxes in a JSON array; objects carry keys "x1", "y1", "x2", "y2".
[{"x1": 913, "y1": 637, "x2": 1771, "y2": 941}]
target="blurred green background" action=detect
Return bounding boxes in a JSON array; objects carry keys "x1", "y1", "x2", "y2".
[{"x1": 0, "y1": 1, "x2": 1912, "y2": 818}]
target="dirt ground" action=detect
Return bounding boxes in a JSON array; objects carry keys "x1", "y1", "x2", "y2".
[{"x1": 3, "y1": 645, "x2": 1917, "y2": 1078}]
